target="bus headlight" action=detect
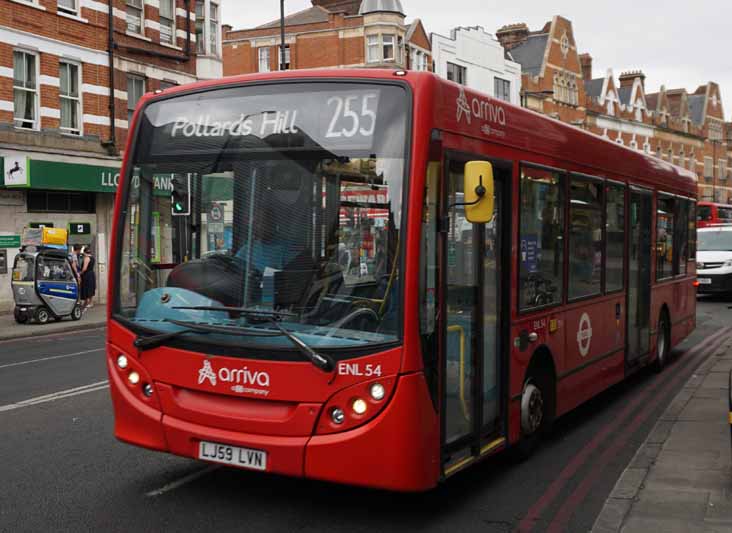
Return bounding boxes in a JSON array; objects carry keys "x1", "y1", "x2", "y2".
[
  {"x1": 352, "y1": 398, "x2": 368, "y2": 415},
  {"x1": 369, "y1": 383, "x2": 385, "y2": 401},
  {"x1": 117, "y1": 355, "x2": 128, "y2": 369},
  {"x1": 128, "y1": 371, "x2": 140, "y2": 385},
  {"x1": 316, "y1": 376, "x2": 397, "y2": 435}
]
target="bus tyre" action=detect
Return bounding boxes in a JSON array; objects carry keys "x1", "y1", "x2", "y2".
[
  {"x1": 71, "y1": 305, "x2": 82, "y2": 321},
  {"x1": 515, "y1": 371, "x2": 553, "y2": 460},
  {"x1": 34, "y1": 306, "x2": 50, "y2": 325},
  {"x1": 654, "y1": 312, "x2": 670, "y2": 373}
]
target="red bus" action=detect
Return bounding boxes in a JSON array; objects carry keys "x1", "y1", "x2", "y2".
[
  {"x1": 107, "y1": 70, "x2": 697, "y2": 491},
  {"x1": 697, "y1": 201, "x2": 732, "y2": 228}
]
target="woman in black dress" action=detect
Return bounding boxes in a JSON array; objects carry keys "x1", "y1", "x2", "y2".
[{"x1": 79, "y1": 246, "x2": 96, "y2": 310}]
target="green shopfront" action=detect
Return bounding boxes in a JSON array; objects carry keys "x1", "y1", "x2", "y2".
[{"x1": 0, "y1": 153, "x2": 125, "y2": 313}]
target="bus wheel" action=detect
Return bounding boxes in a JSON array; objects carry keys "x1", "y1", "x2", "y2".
[
  {"x1": 654, "y1": 311, "x2": 670, "y2": 373},
  {"x1": 35, "y1": 306, "x2": 50, "y2": 325},
  {"x1": 515, "y1": 370, "x2": 554, "y2": 459}
]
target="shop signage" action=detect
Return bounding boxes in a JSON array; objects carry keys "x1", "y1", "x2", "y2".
[
  {"x1": 4, "y1": 156, "x2": 30, "y2": 187},
  {"x1": 69, "y1": 223, "x2": 92, "y2": 235},
  {"x1": 0, "y1": 235, "x2": 21, "y2": 248},
  {"x1": 29, "y1": 160, "x2": 121, "y2": 193},
  {"x1": 30, "y1": 222, "x2": 54, "y2": 228}
]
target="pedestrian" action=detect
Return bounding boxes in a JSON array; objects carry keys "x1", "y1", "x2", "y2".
[
  {"x1": 69, "y1": 244, "x2": 82, "y2": 284},
  {"x1": 79, "y1": 246, "x2": 96, "y2": 311}
]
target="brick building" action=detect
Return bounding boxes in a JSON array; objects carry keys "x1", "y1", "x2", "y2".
[
  {"x1": 222, "y1": 0, "x2": 432, "y2": 76},
  {"x1": 0, "y1": 0, "x2": 223, "y2": 312},
  {"x1": 498, "y1": 15, "x2": 730, "y2": 203}
]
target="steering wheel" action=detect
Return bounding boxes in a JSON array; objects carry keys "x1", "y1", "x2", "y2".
[{"x1": 329, "y1": 307, "x2": 380, "y2": 332}]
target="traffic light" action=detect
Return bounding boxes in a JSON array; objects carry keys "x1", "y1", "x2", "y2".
[{"x1": 171, "y1": 175, "x2": 191, "y2": 216}]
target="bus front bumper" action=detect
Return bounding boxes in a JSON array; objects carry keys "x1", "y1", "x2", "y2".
[{"x1": 110, "y1": 367, "x2": 438, "y2": 491}]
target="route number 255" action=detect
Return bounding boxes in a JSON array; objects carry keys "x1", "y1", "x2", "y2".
[{"x1": 326, "y1": 94, "x2": 378, "y2": 139}]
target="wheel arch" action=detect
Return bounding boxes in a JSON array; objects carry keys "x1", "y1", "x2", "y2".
[{"x1": 524, "y1": 345, "x2": 557, "y2": 423}]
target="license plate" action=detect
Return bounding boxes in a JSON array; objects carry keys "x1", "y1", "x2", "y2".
[
  {"x1": 698, "y1": 278, "x2": 712, "y2": 285},
  {"x1": 198, "y1": 441, "x2": 267, "y2": 471}
]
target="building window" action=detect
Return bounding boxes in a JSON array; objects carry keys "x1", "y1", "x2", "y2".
[
  {"x1": 382, "y1": 34, "x2": 395, "y2": 62},
  {"x1": 58, "y1": 0, "x2": 77, "y2": 15},
  {"x1": 366, "y1": 35, "x2": 379, "y2": 63},
  {"x1": 159, "y1": 0, "x2": 175, "y2": 44},
  {"x1": 27, "y1": 191, "x2": 96, "y2": 213},
  {"x1": 258, "y1": 47, "x2": 271, "y2": 72},
  {"x1": 127, "y1": 75, "x2": 145, "y2": 124},
  {"x1": 494, "y1": 77, "x2": 511, "y2": 102},
  {"x1": 446, "y1": 62, "x2": 466, "y2": 85},
  {"x1": 13, "y1": 50, "x2": 37, "y2": 130},
  {"x1": 704, "y1": 157, "x2": 714, "y2": 179},
  {"x1": 195, "y1": 1, "x2": 205, "y2": 54},
  {"x1": 568, "y1": 178, "x2": 602, "y2": 300},
  {"x1": 209, "y1": 2, "x2": 219, "y2": 56},
  {"x1": 278, "y1": 45, "x2": 290, "y2": 70},
  {"x1": 126, "y1": 0, "x2": 144, "y2": 34},
  {"x1": 719, "y1": 159, "x2": 727, "y2": 181},
  {"x1": 420, "y1": 52, "x2": 428, "y2": 71},
  {"x1": 519, "y1": 166, "x2": 564, "y2": 310},
  {"x1": 59, "y1": 61, "x2": 81, "y2": 135}
]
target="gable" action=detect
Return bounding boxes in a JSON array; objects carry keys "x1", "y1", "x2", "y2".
[{"x1": 407, "y1": 19, "x2": 431, "y2": 50}]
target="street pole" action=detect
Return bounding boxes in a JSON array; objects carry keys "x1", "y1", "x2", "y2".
[
  {"x1": 713, "y1": 140, "x2": 717, "y2": 202},
  {"x1": 280, "y1": 0, "x2": 286, "y2": 70}
]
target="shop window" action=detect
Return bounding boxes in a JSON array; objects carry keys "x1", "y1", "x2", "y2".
[
  {"x1": 13, "y1": 50, "x2": 38, "y2": 130},
  {"x1": 656, "y1": 194, "x2": 674, "y2": 280},
  {"x1": 27, "y1": 191, "x2": 96, "y2": 213},
  {"x1": 159, "y1": 0, "x2": 175, "y2": 44},
  {"x1": 126, "y1": 0, "x2": 144, "y2": 34},
  {"x1": 519, "y1": 166, "x2": 564, "y2": 310},
  {"x1": 568, "y1": 177, "x2": 602, "y2": 299},
  {"x1": 605, "y1": 183, "x2": 625, "y2": 292}
]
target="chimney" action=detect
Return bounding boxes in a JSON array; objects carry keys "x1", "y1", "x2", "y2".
[
  {"x1": 579, "y1": 53, "x2": 592, "y2": 81},
  {"x1": 222, "y1": 24, "x2": 233, "y2": 39},
  {"x1": 619, "y1": 70, "x2": 645, "y2": 90},
  {"x1": 496, "y1": 23, "x2": 530, "y2": 51}
]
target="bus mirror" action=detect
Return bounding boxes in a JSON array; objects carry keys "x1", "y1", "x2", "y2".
[{"x1": 464, "y1": 161, "x2": 494, "y2": 224}]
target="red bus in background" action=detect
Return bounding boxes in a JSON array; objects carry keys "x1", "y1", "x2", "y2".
[
  {"x1": 107, "y1": 70, "x2": 697, "y2": 491},
  {"x1": 697, "y1": 201, "x2": 732, "y2": 228}
]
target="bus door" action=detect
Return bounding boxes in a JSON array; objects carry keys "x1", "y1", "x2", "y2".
[
  {"x1": 627, "y1": 187, "x2": 653, "y2": 363},
  {"x1": 440, "y1": 153, "x2": 506, "y2": 474}
]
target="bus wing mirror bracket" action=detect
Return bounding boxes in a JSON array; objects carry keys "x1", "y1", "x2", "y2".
[{"x1": 464, "y1": 161, "x2": 495, "y2": 224}]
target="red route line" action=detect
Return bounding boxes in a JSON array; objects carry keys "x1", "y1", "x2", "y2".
[
  {"x1": 516, "y1": 326, "x2": 732, "y2": 533},
  {"x1": 545, "y1": 329, "x2": 732, "y2": 533}
]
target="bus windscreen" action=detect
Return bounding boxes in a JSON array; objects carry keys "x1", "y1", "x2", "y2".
[{"x1": 115, "y1": 82, "x2": 408, "y2": 357}]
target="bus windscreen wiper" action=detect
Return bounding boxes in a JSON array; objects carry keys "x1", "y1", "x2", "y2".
[
  {"x1": 166, "y1": 308, "x2": 335, "y2": 373},
  {"x1": 134, "y1": 319, "x2": 282, "y2": 351},
  {"x1": 172, "y1": 305, "x2": 295, "y2": 323}
]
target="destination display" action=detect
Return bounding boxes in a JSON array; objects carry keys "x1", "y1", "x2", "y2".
[{"x1": 137, "y1": 83, "x2": 407, "y2": 159}]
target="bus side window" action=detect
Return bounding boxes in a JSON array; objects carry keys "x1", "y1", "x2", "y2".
[
  {"x1": 518, "y1": 165, "x2": 564, "y2": 310},
  {"x1": 656, "y1": 194, "x2": 675, "y2": 280},
  {"x1": 605, "y1": 183, "x2": 625, "y2": 292},
  {"x1": 568, "y1": 177, "x2": 602, "y2": 300}
]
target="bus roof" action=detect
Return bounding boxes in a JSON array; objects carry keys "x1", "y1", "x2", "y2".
[{"x1": 138, "y1": 68, "x2": 698, "y2": 197}]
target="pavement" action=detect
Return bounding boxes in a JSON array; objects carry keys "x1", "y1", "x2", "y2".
[
  {"x1": 593, "y1": 331, "x2": 732, "y2": 532},
  {"x1": 0, "y1": 304, "x2": 106, "y2": 341}
]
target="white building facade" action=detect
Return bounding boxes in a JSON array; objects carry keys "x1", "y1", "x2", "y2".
[{"x1": 431, "y1": 26, "x2": 521, "y2": 105}]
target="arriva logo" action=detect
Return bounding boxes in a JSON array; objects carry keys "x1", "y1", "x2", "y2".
[
  {"x1": 197, "y1": 360, "x2": 271, "y2": 389},
  {"x1": 455, "y1": 86, "x2": 508, "y2": 130}
]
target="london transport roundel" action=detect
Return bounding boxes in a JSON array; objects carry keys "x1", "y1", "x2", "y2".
[{"x1": 576, "y1": 312, "x2": 593, "y2": 357}]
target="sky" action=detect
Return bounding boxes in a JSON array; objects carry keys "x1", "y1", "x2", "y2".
[{"x1": 222, "y1": 0, "x2": 732, "y2": 120}]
